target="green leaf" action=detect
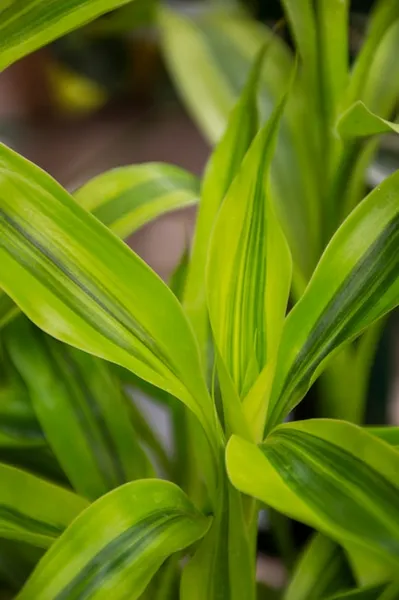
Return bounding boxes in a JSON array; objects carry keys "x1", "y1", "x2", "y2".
[
  {"x1": 345, "y1": 0, "x2": 399, "y2": 107},
  {"x1": 17, "y1": 479, "x2": 211, "y2": 600},
  {"x1": 0, "y1": 294, "x2": 17, "y2": 330},
  {"x1": 0, "y1": 462, "x2": 88, "y2": 548},
  {"x1": 0, "y1": 341, "x2": 44, "y2": 448},
  {"x1": 0, "y1": 0, "x2": 138, "y2": 72},
  {"x1": 74, "y1": 163, "x2": 200, "y2": 241},
  {"x1": 0, "y1": 539, "x2": 43, "y2": 592},
  {"x1": 6, "y1": 318, "x2": 153, "y2": 500},
  {"x1": 366, "y1": 427, "x2": 399, "y2": 447},
  {"x1": 326, "y1": 584, "x2": 387, "y2": 600},
  {"x1": 181, "y1": 478, "x2": 255, "y2": 600},
  {"x1": 284, "y1": 532, "x2": 354, "y2": 600},
  {"x1": 227, "y1": 419, "x2": 399, "y2": 574},
  {"x1": 266, "y1": 170, "x2": 399, "y2": 432},
  {"x1": 337, "y1": 101, "x2": 399, "y2": 138},
  {"x1": 0, "y1": 143, "x2": 219, "y2": 452},
  {"x1": 0, "y1": 161, "x2": 200, "y2": 331},
  {"x1": 207, "y1": 75, "x2": 292, "y2": 410},
  {"x1": 377, "y1": 581, "x2": 399, "y2": 600},
  {"x1": 159, "y1": 6, "x2": 320, "y2": 281},
  {"x1": 183, "y1": 44, "x2": 263, "y2": 362}
]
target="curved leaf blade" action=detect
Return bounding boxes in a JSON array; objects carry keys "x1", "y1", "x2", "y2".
[
  {"x1": 0, "y1": 0, "x2": 137, "y2": 72},
  {"x1": 227, "y1": 419, "x2": 399, "y2": 572},
  {"x1": 207, "y1": 81, "x2": 292, "y2": 403},
  {"x1": 284, "y1": 532, "x2": 354, "y2": 600},
  {"x1": 0, "y1": 162, "x2": 199, "y2": 331},
  {"x1": 0, "y1": 143, "x2": 217, "y2": 445},
  {"x1": 17, "y1": 479, "x2": 211, "y2": 600},
  {"x1": 183, "y1": 46, "x2": 263, "y2": 362},
  {"x1": 181, "y1": 479, "x2": 255, "y2": 600},
  {"x1": 0, "y1": 341, "x2": 44, "y2": 448},
  {"x1": 327, "y1": 584, "x2": 387, "y2": 600},
  {"x1": 6, "y1": 318, "x2": 153, "y2": 500},
  {"x1": 337, "y1": 101, "x2": 399, "y2": 139},
  {"x1": 159, "y1": 6, "x2": 320, "y2": 280},
  {"x1": 267, "y1": 170, "x2": 399, "y2": 431},
  {"x1": 0, "y1": 462, "x2": 88, "y2": 548},
  {"x1": 74, "y1": 162, "x2": 199, "y2": 240}
]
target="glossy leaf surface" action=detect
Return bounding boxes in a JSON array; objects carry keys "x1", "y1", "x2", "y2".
[
  {"x1": 227, "y1": 419, "x2": 399, "y2": 572},
  {"x1": 207, "y1": 79, "x2": 291, "y2": 402},
  {"x1": 159, "y1": 6, "x2": 320, "y2": 280},
  {"x1": 337, "y1": 101, "x2": 399, "y2": 138},
  {"x1": 183, "y1": 46, "x2": 263, "y2": 361},
  {"x1": 0, "y1": 462, "x2": 87, "y2": 548},
  {"x1": 18, "y1": 480, "x2": 211, "y2": 600},
  {"x1": 181, "y1": 478, "x2": 255, "y2": 600},
  {"x1": 74, "y1": 163, "x2": 199, "y2": 240},
  {"x1": 0, "y1": 0, "x2": 136, "y2": 72},
  {"x1": 0, "y1": 143, "x2": 216, "y2": 443},
  {"x1": 267, "y1": 171, "x2": 399, "y2": 431},
  {"x1": 6, "y1": 318, "x2": 152, "y2": 500},
  {"x1": 0, "y1": 162, "x2": 199, "y2": 330}
]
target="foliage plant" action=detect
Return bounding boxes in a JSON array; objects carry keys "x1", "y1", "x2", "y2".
[{"x1": 1, "y1": 1, "x2": 399, "y2": 599}]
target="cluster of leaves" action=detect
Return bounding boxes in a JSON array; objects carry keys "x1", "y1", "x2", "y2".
[{"x1": 0, "y1": 1, "x2": 399, "y2": 599}]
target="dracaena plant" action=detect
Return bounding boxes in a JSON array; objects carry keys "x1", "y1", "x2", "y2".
[{"x1": 0, "y1": 1, "x2": 399, "y2": 600}]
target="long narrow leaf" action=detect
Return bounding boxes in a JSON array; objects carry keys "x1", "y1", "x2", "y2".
[
  {"x1": 227, "y1": 419, "x2": 399, "y2": 573},
  {"x1": 0, "y1": 0, "x2": 137, "y2": 72},
  {"x1": 0, "y1": 341, "x2": 44, "y2": 448},
  {"x1": 337, "y1": 101, "x2": 399, "y2": 138},
  {"x1": 183, "y1": 45, "x2": 264, "y2": 362},
  {"x1": 327, "y1": 584, "x2": 387, "y2": 600},
  {"x1": 0, "y1": 462, "x2": 88, "y2": 548},
  {"x1": 0, "y1": 162, "x2": 200, "y2": 331},
  {"x1": 74, "y1": 163, "x2": 199, "y2": 240},
  {"x1": 6, "y1": 318, "x2": 153, "y2": 500},
  {"x1": 266, "y1": 170, "x2": 399, "y2": 432},
  {"x1": 284, "y1": 533, "x2": 354, "y2": 600},
  {"x1": 207, "y1": 80, "x2": 292, "y2": 406},
  {"x1": 0, "y1": 143, "x2": 218, "y2": 450},
  {"x1": 159, "y1": 6, "x2": 320, "y2": 280},
  {"x1": 181, "y1": 478, "x2": 255, "y2": 600},
  {"x1": 17, "y1": 479, "x2": 211, "y2": 600},
  {"x1": 345, "y1": 0, "x2": 399, "y2": 106}
]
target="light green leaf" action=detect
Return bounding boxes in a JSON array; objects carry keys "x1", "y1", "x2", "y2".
[
  {"x1": 74, "y1": 163, "x2": 199, "y2": 241},
  {"x1": 316, "y1": 0, "x2": 349, "y2": 126},
  {"x1": 183, "y1": 44, "x2": 263, "y2": 362},
  {"x1": 6, "y1": 318, "x2": 153, "y2": 500},
  {"x1": 159, "y1": 6, "x2": 320, "y2": 281},
  {"x1": 345, "y1": 0, "x2": 399, "y2": 107},
  {"x1": 284, "y1": 532, "x2": 354, "y2": 600},
  {"x1": 0, "y1": 341, "x2": 44, "y2": 448},
  {"x1": 0, "y1": 143, "x2": 219, "y2": 453},
  {"x1": 0, "y1": 462, "x2": 88, "y2": 548},
  {"x1": 266, "y1": 170, "x2": 399, "y2": 432},
  {"x1": 0, "y1": 162, "x2": 200, "y2": 331},
  {"x1": 227, "y1": 419, "x2": 399, "y2": 573},
  {"x1": 181, "y1": 478, "x2": 255, "y2": 600},
  {"x1": 18, "y1": 479, "x2": 211, "y2": 600},
  {"x1": 207, "y1": 82, "x2": 292, "y2": 405},
  {"x1": 337, "y1": 101, "x2": 399, "y2": 139},
  {"x1": 0, "y1": 0, "x2": 137, "y2": 72}
]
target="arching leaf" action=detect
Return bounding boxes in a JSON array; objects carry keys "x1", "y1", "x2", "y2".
[{"x1": 17, "y1": 480, "x2": 211, "y2": 600}]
